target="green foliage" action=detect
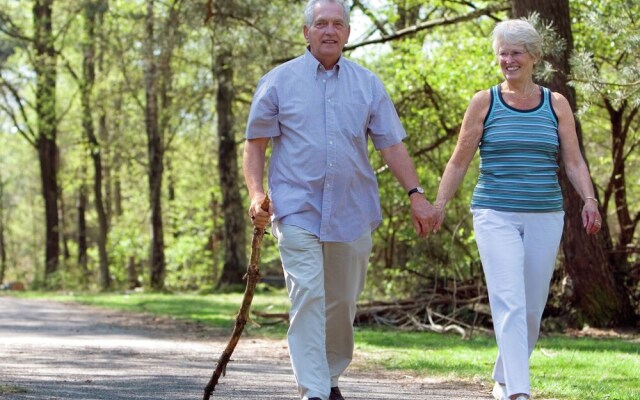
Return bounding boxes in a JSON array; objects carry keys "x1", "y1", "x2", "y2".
[
  {"x1": 0, "y1": 130, "x2": 43, "y2": 285},
  {"x1": 567, "y1": 0, "x2": 640, "y2": 275},
  {"x1": 0, "y1": 1, "x2": 638, "y2": 314},
  {"x1": 108, "y1": 222, "x2": 148, "y2": 286},
  {"x1": 570, "y1": 0, "x2": 640, "y2": 110},
  {"x1": 0, "y1": 0, "x2": 300, "y2": 290},
  {"x1": 164, "y1": 234, "x2": 214, "y2": 289}
]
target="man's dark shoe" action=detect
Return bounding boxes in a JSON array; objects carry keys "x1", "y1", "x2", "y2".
[{"x1": 329, "y1": 387, "x2": 345, "y2": 400}]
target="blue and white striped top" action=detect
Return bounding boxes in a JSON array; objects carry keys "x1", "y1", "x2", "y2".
[{"x1": 471, "y1": 84, "x2": 563, "y2": 212}]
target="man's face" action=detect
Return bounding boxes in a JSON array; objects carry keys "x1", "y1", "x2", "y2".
[{"x1": 304, "y1": 1, "x2": 350, "y2": 69}]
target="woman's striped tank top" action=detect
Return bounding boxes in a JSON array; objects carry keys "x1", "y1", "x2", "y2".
[{"x1": 470, "y1": 84, "x2": 563, "y2": 212}]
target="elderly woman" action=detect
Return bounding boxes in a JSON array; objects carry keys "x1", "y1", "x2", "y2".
[{"x1": 432, "y1": 19, "x2": 601, "y2": 400}]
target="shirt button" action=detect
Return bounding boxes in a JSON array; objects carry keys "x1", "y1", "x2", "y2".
[{"x1": 329, "y1": 141, "x2": 333, "y2": 145}]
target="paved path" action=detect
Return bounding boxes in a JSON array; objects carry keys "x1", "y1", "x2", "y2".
[{"x1": 0, "y1": 296, "x2": 492, "y2": 399}]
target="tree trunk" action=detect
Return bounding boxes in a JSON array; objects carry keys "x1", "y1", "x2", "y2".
[
  {"x1": 77, "y1": 164, "x2": 89, "y2": 279},
  {"x1": 96, "y1": 3, "x2": 113, "y2": 227},
  {"x1": 209, "y1": 193, "x2": 220, "y2": 284},
  {"x1": 0, "y1": 171, "x2": 6, "y2": 285},
  {"x1": 100, "y1": 113, "x2": 113, "y2": 224},
  {"x1": 128, "y1": 256, "x2": 140, "y2": 290},
  {"x1": 215, "y1": 48, "x2": 246, "y2": 286},
  {"x1": 114, "y1": 173, "x2": 123, "y2": 217},
  {"x1": 512, "y1": 0, "x2": 635, "y2": 326},
  {"x1": 33, "y1": 0, "x2": 59, "y2": 280},
  {"x1": 145, "y1": 0, "x2": 166, "y2": 290},
  {"x1": 167, "y1": 157, "x2": 178, "y2": 237},
  {"x1": 58, "y1": 186, "x2": 70, "y2": 261},
  {"x1": 158, "y1": 1, "x2": 179, "y2": 240},
  {"x1": 111, "y1": 92, "x2": 124, "y2": 218},
  {"x1": 82, "y1": 0, "x2": 111, "y2": 290},
  {"x1": 603, "y1": 100, "x2": 639, "y2": 267}
]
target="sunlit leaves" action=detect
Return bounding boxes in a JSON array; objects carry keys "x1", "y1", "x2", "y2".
[{"x1": 569, "y1": 0, "x2": 640, "y2": 109}]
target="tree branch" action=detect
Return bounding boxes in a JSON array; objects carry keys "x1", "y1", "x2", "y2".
[
  {"x1": 571, "y1": 77, "x2": 640, "y2": 88},
  {"x1": 0, "y1": 10, "x2": 32, "y2": 42},
  {"x1": 622, "y1": 107, "x2": 639, "y2": 162},
  {"x1": 0, "y1": 74, "x2": 37, "y2": 146},
  {"x1": 113, "y1": 33, "x2": 145, "y2": 111},
  {"x1": 344, "y1": 4, "x2": 509, "y2": 51},
  {"x1": 352, "y1": 0, "x2": 390, "y2": 37}
]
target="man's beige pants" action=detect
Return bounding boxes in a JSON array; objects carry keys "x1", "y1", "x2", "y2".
[{"x1": 273, "y1": 222, "x2": 372, "y2": 400}]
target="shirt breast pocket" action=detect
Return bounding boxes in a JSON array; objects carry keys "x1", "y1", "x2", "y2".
[{"x1": 338, "y1": 102, "x2": 370, "y2": 140}]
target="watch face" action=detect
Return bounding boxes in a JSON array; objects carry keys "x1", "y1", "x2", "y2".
[
  {"x1": 417, "y1": 187, "x2": 424, "y2": 194},
  {"x1": 408, "y1": 187, "x2": 424, "y2": 196}
]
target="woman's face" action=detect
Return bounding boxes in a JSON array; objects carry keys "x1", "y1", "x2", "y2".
[{"x1": 496, "y1": 41, "x2": 536, "y2": 81}]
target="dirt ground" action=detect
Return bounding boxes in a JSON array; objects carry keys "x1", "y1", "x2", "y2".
[{"x1": 0, "y1": 296, "x2": 494, "y2": 400}]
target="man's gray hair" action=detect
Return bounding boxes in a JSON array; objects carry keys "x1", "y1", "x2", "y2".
[
  {"x1": 492, "y1": 19, "x2": 543, "y2": 61},
  {"x1": 303, "y1": 0, "x2": 350, "y2": 27}
]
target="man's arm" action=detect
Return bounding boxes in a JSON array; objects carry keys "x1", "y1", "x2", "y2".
[
  {"x1": 380, "y1": 142, "x2": 438, "y2": 237},
  {"x1": 243, "y1": 137, "x2": 272, "y2": 228}
]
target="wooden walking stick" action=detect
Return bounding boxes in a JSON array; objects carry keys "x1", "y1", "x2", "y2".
[{"x1": 203, "y1": 195, "x2": 271, "y2": 400}]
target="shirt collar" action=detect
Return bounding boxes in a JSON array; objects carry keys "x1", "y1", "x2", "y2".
[{"x1": 304, "y1": 47, "x2": 343, "y2": 80}]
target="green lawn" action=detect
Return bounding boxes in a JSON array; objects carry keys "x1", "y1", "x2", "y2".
[
  {"x1": 0, "y1": 384, "x2": 28, "y2": 395},
  {"x1": 354, "y1": 329, "x2": 640, "y2": 400},
  {"x1": 14, "y1": 290, "x2": 640, "y2": 400}
]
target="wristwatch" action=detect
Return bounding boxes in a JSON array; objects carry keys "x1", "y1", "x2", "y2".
[{"x1": 407, "y1": 187, "x2": 425, "y2": 197}]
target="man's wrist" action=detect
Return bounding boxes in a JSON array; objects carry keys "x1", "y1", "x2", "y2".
[{"x1": 407, "y1": 186, "x2": 425, "y2": 197}]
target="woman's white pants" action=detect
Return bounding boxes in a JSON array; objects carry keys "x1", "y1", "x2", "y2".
[
  {"x1": 472, "y1": 209, "x2": 564, "y2": 398},
  {"x1": 273, "y1": 222, "x2": 372, "y2": 400}
]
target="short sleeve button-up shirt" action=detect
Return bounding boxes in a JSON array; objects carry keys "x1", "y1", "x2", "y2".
[{"x1": 246, "y1": 50, "x2": 406, "y2": 242}]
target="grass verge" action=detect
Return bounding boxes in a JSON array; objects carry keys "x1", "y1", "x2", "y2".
[{"x1": 0, "y1": 384, "x2": 28, "y2": 394}]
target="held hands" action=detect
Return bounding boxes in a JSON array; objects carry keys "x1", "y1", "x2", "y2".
[
  {"x1": 409, "y1": 195, "x2": 441, "y2": 238},
  {"x1": 248, "y1": 193, "x2": 273, "y2": 229},
  {"x1": 411, "y1": 194, "x2": 604, "y2": 236},
  {"x1": 432, "y1": 202, "x2": 446, "y2": 233},
  {"x1": 582, "y1": 197, "x2": 602, "y2": 235}
]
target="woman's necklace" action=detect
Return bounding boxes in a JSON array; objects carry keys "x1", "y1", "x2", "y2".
[{"x1": 507, "y1": 83, "x2": 537, "y2": 100}]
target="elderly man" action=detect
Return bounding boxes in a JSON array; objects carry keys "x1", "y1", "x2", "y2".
[{"x1": 243, "y1": 1, "x2": 437, "y2": 399}]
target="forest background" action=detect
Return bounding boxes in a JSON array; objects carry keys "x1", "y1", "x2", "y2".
[{"x1": 0, "y1": 0, "x2": 638, "y2": 332}]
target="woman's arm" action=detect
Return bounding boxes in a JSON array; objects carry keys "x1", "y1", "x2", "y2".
[
  {"x1": 553, "y1": 92, "x2": 602, "y2": 235},
  {"x1": 433, "y1": 90, "x2": 490, "y2": 231}
]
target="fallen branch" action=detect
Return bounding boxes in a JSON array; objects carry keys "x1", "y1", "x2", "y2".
[
  {"x1": 252, "y1": 310, "x2": 289, "y2": 323},
  {"x1": 202, "y1": 195, "x2": 270, "y2": 400},
  {"x1": 354, "y1": 286, "x2": 492, "y2": 337}
]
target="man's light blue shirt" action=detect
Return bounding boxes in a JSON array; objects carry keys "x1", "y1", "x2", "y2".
[{"x1": 246, "y1": 50, "x2": 406, "y2": 242}]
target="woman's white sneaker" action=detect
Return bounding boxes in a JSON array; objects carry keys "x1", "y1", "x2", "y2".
[{"x1": 492, "y1": 382, "x2": 508, "y2": 400}]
